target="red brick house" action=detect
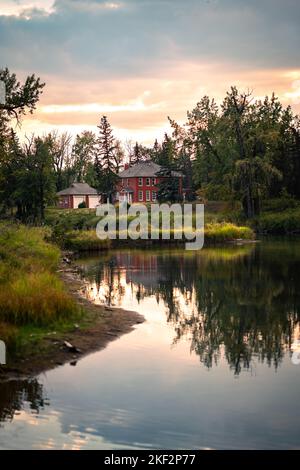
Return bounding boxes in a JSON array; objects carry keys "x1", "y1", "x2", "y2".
[
  {"x1": 116, "y1": 161, "x2": 183, "y2": 203},
  {"x1": 57, "y1": 182, "x2": 100, "y2": 209}
]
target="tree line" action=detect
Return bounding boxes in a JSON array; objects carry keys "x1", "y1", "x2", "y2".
[{"x1": 1, "y1": 68, "x2": 300, "y2": 221}]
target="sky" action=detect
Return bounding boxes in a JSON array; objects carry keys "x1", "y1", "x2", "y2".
[{"x1": 0, "y1": 0, "x2": 300, "y2": 145}]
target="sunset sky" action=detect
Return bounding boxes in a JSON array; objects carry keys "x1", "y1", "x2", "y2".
[{"x1": 1, "y1": 0, "x2": 300, "y2": 145}]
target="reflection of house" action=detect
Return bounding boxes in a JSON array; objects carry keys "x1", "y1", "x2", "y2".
[
  {"x1": 116, "y1": 161, "x2": 183, "y2": 204},
  {"x1": 57, "y1": 182, "x2": 100, "y2": 209},
  {"x1": 115, "y1": 252, "x2": 165, "y2": 288}
]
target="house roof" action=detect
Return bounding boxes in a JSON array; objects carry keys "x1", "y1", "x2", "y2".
[
  {"x1": 118, "y1": 161, "x2": 182, "y2": 178},
  {"x1": 57, "y1": 182, "x2": 98, "y2": 196}
]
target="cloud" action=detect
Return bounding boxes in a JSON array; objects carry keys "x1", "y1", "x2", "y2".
[
  {"x1": 1, "y1": 0, "x2": 299, "y2": 80},
  {"x1": 1, "y1": 0, "x2": 300, "y2": 143}
]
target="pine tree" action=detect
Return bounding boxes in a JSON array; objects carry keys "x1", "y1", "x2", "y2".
[
  {"x1": 94, "y1": 115, "x2": 118, "y2": 202},
  {"x1": 157, "y1": 167, "x2": 182, "y2": 203}
]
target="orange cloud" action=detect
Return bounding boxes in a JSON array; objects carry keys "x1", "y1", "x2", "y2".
[{"x1": 17, "y1": 62, "x2": 300, "y2": 145}]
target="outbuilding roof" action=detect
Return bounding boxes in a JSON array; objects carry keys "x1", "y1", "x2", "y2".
[
  {"x1": 118, "y1": 161, "x2": 182, "y2": 178},
  {"x1": 57, "y1": 182, "x2": 98, "y2": 196}
]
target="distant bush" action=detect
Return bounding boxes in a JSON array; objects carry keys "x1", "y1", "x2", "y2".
[
  {"x1": 262, "y1": 196, "x2": 298, "y2": 213},
  {"x1": 204, "y1": 223, "x2": 254, "y2": 243},
  {"x1": 254, "y1": 209, "x2": 300, "y2": 234},
  {"x1": 78, "y1": 201, "x2": 87, "y2": 209},
  {"x1": 63, "y1": 230, "x2": 111, "y2": 251}
]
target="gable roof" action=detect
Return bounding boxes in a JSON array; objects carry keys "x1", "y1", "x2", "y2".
[
  {"x1": 118, "y1": 161, "x2": 182, "y2": 178},
  {"x1": 57, "y1": 182, "x2": 98, "y2": 196}
]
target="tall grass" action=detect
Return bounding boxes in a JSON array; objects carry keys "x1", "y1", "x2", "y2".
[
  {"x1": 63, "y1": 230, "x2": 111, "y2": 251},
  {"x1": 0, "y1": 223, "x2": 78, "y2": 346}
]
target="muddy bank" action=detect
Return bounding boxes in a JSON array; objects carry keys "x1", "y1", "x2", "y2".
[{"x1": 0, "y1": 260, "x2": 144, "y2": 381}]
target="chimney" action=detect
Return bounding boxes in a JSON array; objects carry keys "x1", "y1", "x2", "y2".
[{"x1": 124, "y1": 163, "x2": 130, "y2": 170}]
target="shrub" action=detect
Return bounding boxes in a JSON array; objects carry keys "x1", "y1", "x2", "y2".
[
  {"x1": 254, "y1": 209, "x2": 300, "y2": 234},
  {"x1": 63, "y1": 230, "x2": 111, "y2": 251}
]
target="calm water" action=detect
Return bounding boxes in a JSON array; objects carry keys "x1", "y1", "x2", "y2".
[{"x1": 1, "y1": 240, "x2": 300, "y2": 449}]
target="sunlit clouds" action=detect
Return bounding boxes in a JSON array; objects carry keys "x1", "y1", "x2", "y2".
[{"x1": 1, "y1": 0, "x2": 300, "y2": 144}]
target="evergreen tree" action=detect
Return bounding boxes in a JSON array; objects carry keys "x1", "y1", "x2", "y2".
[
  {"x1": 94, "y1": 115, "x2": 118, "y2": 202},
  {"x1": 157, "y1": 167, "x2": 183, "y2": 203}
]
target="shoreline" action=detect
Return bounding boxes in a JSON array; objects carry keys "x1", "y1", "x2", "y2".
[{"x1": 0, "y1": 259, "x2": 145, "y2": 382}]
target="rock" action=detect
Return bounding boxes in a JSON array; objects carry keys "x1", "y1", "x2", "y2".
[
  {"x1": 63, "y1": 257, "x2": 71, "y2": 264},
  {"x1": 63, "y1": 341, "x2": 82, "y2": 354}
]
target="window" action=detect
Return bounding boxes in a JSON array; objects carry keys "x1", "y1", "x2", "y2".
[
  {"x1": 138, "y1": 190, "x2": 143, "y2": 201},
  {"x1": 146, "y1": 190, "x2": 151, "y2": 202},
  {"x1": 151, "y1": 177, "x2": 156, "y2": 186},
  {"x1": 152, "y1": 191, "x2": 157, "y2": 202},
  {"x1": 138, "y1": 177, "x2": 143, "y2": 186},
  {"x1": 146, "y1": 178, "x2": 151, "y2": 186}
]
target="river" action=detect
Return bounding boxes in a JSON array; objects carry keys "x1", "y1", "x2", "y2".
[{"x1": 0, "y1": 240, "x2": 300, "y2": 449}]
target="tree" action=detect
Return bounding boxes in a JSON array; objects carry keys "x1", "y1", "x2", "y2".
[
  {"x1": 0, "y1": 68, "x2": 47, "y2": 220},
  {"x1": 157, "y1": 167, "x2": 182, "y2": 203},
  {"x1": 0, "y1": 68, "x2": 45, "y2": 123},
  {"x1": 48, "y1": 131, "x2": 73, "y2": 191},
  {"x1": 94, "y1": 116, "x2": 118, "y2": 202},
  {"x1": 0, "y1": 133, "x2": 55, "y2": 221},
  {"x1": 72, "y1": 131, "x2": 96, "y2": 183},
  {"x1": 113, "y1": 139, "x2": 125, "y2": 173},
  {"x1": 155, "y1": 133, "x2": 175, "y2": 168}
]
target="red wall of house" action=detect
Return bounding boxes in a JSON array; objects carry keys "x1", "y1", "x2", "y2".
[{"x1": 117, "y1": 176, "x2": 183, "y2": 203}]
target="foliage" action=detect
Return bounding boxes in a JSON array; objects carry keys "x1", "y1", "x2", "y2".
[
  {"x1": 63, "y1": 230, "x2": 111, "y2": 251},
  {"x1": 253, "y1": 208, "x2": 300, "y2": 234},
  {"x1": 94, "y1": 115, "x2": 120, "y2": 201},
  {"x1": 0, "y1": 223, "x2": 77, "y2": 329}
]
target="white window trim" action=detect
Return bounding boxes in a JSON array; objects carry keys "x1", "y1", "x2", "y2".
[
  {"x1": 146, "y1": 190, "x2": 151, "y2": 202},
  {"x1": 138, "y1": 177, "x2": 143, "y2": 186},
  {"x1": 152, "y1": 191, "x2": 157, "y2": 201},
  {"x1": 138, "y1": 190, "x2": 143, "y2": 201},
  {"x1": 146, "y1": 178, "x2": 151, "y2": 186}
]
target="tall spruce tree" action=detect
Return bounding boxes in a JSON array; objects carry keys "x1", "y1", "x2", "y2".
[{"x1": 94, "y1": 116, "x2": 118, "y2": 202}]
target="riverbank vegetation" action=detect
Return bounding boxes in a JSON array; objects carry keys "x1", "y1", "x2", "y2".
[
  {"x1": 0, "y1": 223, "x2": 80, "y2": 354},
  {"x1": 44, "y1": 207, "x2": 254, "y2": 249}
]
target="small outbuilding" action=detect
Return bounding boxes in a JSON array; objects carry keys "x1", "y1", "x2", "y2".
[{"x1": 57, "y1": 182, "x2": 100, "y2": 209}]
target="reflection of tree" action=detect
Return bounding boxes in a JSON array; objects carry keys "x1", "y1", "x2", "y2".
[
  {"x1": 0, "y1": 379, "x2": 46, "y2": 424},
  {"x1": 165, "y1": 246, "x2": 300, "y2": 374},
  {"x1": 81, "y1": 243, "x2": 300, "y2": 375}
]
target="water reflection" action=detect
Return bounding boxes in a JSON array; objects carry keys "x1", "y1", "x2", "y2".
[
  {"x1": 79, "y1": 243, "x2": 300, "y2": 375},
  {"x1": 0, "y1": 379, "x2": 47, "y2": 424},
  {"x1": 1, "y1": 241, "x2": 300, "y2": 449}
]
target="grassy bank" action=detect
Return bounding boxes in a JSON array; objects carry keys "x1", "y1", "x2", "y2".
[
  {"x1": 0, "y1": 223, "x2": 81, "y2": 356},
  {"x1": 253, "y1": 208, "x2": 300, "y2": 235},
  {"x1": 46, "y1": 208, "x2": 254, "y2": 249},
  {"x1": 204, "y1": 199, "x2": 300, "y2": 236},
  {"x1": 0, "y1": 222, "x2": 144, "y2": 376}
]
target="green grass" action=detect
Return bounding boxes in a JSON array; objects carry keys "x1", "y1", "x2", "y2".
[
  {"x1": 46, "y1": 207, "x2": 254, "y2": 249},
  {"x1": 204, "y1": 222, "x2": 254, "y2": 243},
  {"x1": 253, "y1": 208, "x2": 300, "y2": 234},
  {"x1": 0, "y1": 223, "x2": 80, "y2": 351},
  {"x1": 63, "y1": 230, "x2": 112, "y2": 251}
]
